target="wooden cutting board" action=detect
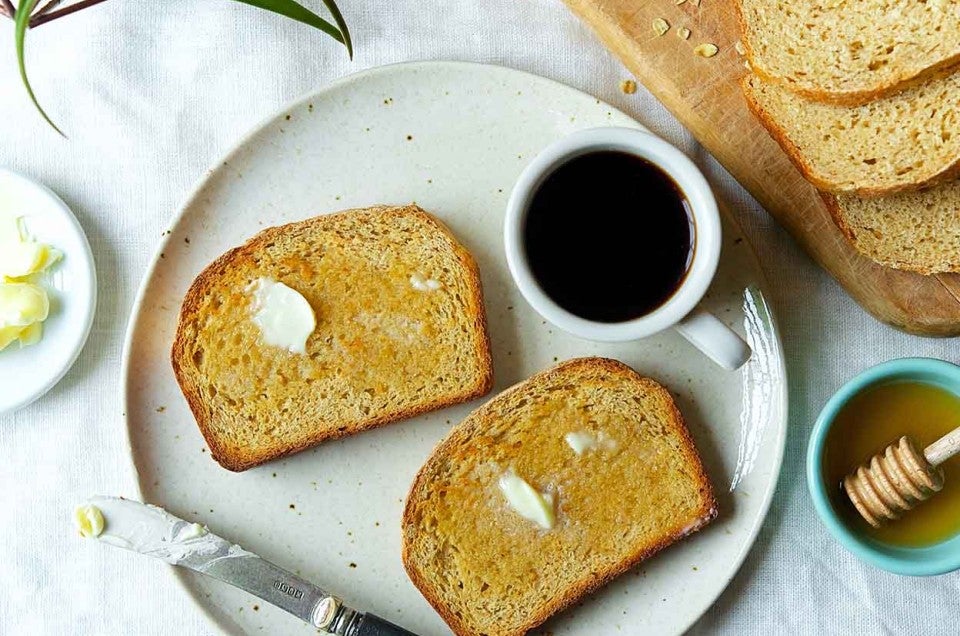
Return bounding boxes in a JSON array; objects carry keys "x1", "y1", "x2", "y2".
[{"x1": 564, "y1": 0, "x2": 960, "y2": 336}]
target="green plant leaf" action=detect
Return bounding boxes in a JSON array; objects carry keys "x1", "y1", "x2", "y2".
[
  {"x1": 15, "y1": 0, "x2": 64, "y2": 136},
  {"x1": 231, "y1": 0, "x2": 352, "y2": 58},
  {"x1": 315, "y1": 0, "x2": 351, "y2": 58}
]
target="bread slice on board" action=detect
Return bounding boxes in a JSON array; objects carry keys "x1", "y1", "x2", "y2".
[
  {"x1": 402, "y1": 358, "x2": 717, "y2": 636},
  {"x1": 824, "y1": 184, "x2": 960, "y2": 275},
  {"x1": 735, "y1": 0, "x2": 960, "y2": 105},
  {"x1": 741, "y1": 73, "x2": 960, "y2": 197},
  {"x1": 171, "y1": 204, "x2": 493, "y2": 472}
]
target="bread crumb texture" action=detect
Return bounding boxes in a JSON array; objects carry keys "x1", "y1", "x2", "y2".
[
  {"x1": 402, "y1": 358, "x2": 716, "y2": 636},
  {"x1": 736, "y1": 0, "x2": 960, "y2": 104},
  {"x1": 742, "y1": 73, "x2": 960, "y2": 196},
  {"x1": 171, "y1": 205, "x2": 493, "y2": 471},
  {"x1": 827, "y1": 183, "x2": 960, "y2": 274},
  {"x1": 653, "y1": 17, "x2": 670, "y2": 37}
]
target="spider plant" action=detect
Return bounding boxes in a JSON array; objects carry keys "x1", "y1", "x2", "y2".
[{"x1": 3, "y1": 0, "x2": 352, "y2": 136}]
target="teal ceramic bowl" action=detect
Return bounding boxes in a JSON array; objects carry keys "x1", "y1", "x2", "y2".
[{"x1": 807, "y1": 357, "x2": 960, "y2": 576}]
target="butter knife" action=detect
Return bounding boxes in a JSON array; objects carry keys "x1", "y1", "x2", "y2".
[{"x1": 76, "y1": 496, "x2": 416, "y2": 636}]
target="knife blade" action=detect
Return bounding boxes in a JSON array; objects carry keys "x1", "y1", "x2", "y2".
[{"x1": 77, "y1": 496, "x2": 417, "y2": 636}]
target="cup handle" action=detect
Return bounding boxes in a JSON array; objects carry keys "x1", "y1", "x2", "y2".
[{"x1": 674, "y1": 309, "x2": 752, "y2": 371}]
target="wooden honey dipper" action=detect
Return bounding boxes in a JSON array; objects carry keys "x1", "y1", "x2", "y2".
[{"x1": 844, "y1": 428, "x2": 960, "y2": 527}]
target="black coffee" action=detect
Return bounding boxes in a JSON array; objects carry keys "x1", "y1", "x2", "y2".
[{"x1": 524, "y1": 151, "x2": 693, "y2": 323}]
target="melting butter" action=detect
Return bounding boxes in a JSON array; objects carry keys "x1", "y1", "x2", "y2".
[
  {"x1": 565, "y1": 431, "x2": 597, "y2": 455},
  {"x1": 564, "y1": 430, "x2": 618, "y2": 455},
  {"x1": 410, "y1": 272, "x2": 441, "y2": 292},
  {"x1": 498, "y1": 471, "x2": 555, "y2": 530},
  {"x1": 249, "y1": 277, "x2": 316, "y2": 354}
]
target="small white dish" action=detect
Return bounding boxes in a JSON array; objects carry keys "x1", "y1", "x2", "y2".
[
  {"x1": 504, "y1": 127, "x2": 751, "y2": 370},
  {"x1": 0, "y1": 168, "x2": 97, "y2": 414}
]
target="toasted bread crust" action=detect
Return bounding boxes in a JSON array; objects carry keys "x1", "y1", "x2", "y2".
[
  {"x1": 401, "y1": 358, "x2": 717, "y2": 636},
  {"x1": 171, "y1": 205, "x2": 493, "y2": 472}
]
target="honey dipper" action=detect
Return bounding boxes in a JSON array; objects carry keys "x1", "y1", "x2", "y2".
[{"x1": 843, "y1": 428, "x2": 960, "y2": 527}]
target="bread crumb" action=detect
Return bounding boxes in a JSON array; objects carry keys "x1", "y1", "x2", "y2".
[
  {"x1": 694, "y1": 43, "x2": 719, "y2": 58},
  {"x1": 652, "y1": 18, "x2": 669, "y2": 36},
  {"x1": 619, "y1": 79, "x2": 637, "y2": 94},
  {"x1": 678, "y1": 27, "x2": 691, "y2": 40},
  {"x1": 734, "y1": 40, "x2": 746, "y2": 55},
  {"x1": 691, "y1": 0, "x2": 700, "y2": 5}
]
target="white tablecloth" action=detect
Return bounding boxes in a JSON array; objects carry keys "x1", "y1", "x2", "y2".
[{"x1": 1, "y1": 1, "x2": 957, "y2": 634}]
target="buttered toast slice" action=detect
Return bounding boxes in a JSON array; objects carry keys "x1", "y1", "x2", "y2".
[
  {"x1": 402, "y1": 358, "x2": 716, "y2": 636},
  {"x1": 172, "y1": 205, "x2": 493, "y2": 471}
]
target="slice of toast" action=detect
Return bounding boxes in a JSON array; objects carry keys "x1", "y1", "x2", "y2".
[
  {"x1": 171, "y1": 204, "x2": 493, "y2": 471},
  {"x1": 741, "y1": 73, "x2": 960, "y2": 197},
  {"x1": 735, "y1": 0, "x2": 960, "y2": 106},
  {"x1": 823, "y1": 184, "x2": 960, "y2": 274},
  {"x1": 402, "y1": 358, "x2": 717, "y2": 636}
]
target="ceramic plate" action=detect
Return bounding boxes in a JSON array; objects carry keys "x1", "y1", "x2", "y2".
[
  {"x1": 122, "y1": 62, "x2": 787, "y2": 635},
  {"x1": 0, "y1": 168, "x2": 96, "y2": 413}
]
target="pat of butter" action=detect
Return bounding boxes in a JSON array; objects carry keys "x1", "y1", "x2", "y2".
[
  {"x1": 250, "y1": 278, "x2": 316, "y2": 354},
  {"x1": 498, "y1": 471, "x2": 555, "y2": 530},
  {"x1": 0, "y1": 282, "x2": 49, "y2": 326},
  {"x1": 0, "y1": 216, "x2": 61, "y2": 279},
  {"x1": 0, "y1": 215, "x2": 61, "y2": 352},
  {"x1": 410, "y1": 272, "x2": 441, "y2": 292},
  {"x1": 0, "y1": 322, "x2": 42, "y2": 350},
  {"x1": 74, "y1": 504, "x2": 105, "y2": 538}
]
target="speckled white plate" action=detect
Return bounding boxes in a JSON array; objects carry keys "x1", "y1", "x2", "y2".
[
  {"x1": 122, "y1": 62, "x2": 787, "y2": 636},
  {"x1": 0, "y1": 168, "x2": 96, "y2": 414}
]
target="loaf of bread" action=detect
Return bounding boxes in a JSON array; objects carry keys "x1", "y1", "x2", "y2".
[
  {"x1": 172, "y1": 205, "x2": 493, "y2": 471},
  {"x1": 736, "y1": 0, "x2": 960, "y2": 105},
  {"x1": 402, "y1": 358, "x2": 716, "y2": 636},
  {"x1": 742, "y1": 73, "x2": 960, "y2": 196},
  {"x1": 824, "y1": 184, "x2": 960, "y2": 274}
]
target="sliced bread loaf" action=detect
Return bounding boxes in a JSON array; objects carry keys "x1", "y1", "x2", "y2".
[
  {"x1": 824, "y1": 183, "x2": 960, "y2": 274},
  {"x1": 402, "y1": 358, "x2": 717, "y2": 636},
  {"x1": 172, "y1": 204, "x2": 493, "y2": 471},
  {"x1": 736, "y1": 0, "x2": 960, "y2": 105},
  {"x1": 742, "y1": 73, "x2": 960, "y2": 196}
]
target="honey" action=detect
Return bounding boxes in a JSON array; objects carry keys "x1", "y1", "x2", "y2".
[{"x1": 823, "y1": 381, "x2": 960, "y2": 547}]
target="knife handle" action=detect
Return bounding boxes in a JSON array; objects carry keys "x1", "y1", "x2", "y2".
[{"x1": 350, "y1": 612, "x2": 418, "y2": 636}]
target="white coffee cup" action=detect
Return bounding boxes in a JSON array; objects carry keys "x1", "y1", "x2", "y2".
[{"x1": 504, "y1": 127, "x2": 751, "y2": 371}]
